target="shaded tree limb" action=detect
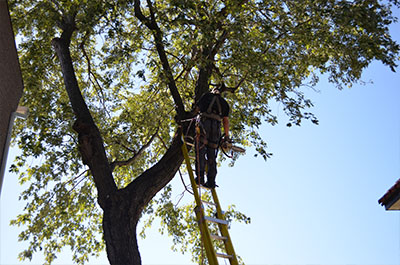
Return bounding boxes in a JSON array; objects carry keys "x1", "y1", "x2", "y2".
[
  {"x1": 110, "y1": 129, "x2": 159, "y2": 171},
  {"x1": 134, "y1": 0, "x2": 186, "y2": 119},
  {"x1": 194, "y1": 1, "x2": 248, "y2": 101},
  {"x1": 51, "y1": 13, "x2": 117, "y2": 208}
]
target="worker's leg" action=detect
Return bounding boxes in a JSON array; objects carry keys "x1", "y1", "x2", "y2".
[
  {"x1": 205, "y1": 147, "x2": 217, "y2": 187},
  {"x1": 195, "y1": 142, "x2": 206, "y2": 184}
]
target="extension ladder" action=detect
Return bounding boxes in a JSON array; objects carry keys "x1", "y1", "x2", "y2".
[{"x1": 181, "y1": 136, "x2": 240, "y2": 265}]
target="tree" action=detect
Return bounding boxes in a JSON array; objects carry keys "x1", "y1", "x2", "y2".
[{"x1": 8, "y1": 0, "x2": 399, "y2": 264}]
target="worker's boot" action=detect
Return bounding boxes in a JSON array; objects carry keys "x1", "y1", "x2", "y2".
[
  {"x1": 204, "y1": 179, "x2": 217, "y2": 189},
  {"x1": 194, "y1": 177, "x2": 205, "y2": 186}
]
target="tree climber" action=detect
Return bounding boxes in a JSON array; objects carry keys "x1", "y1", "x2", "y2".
[{"x1": 194, "y1": 85, "x2": 230, "y2": 189}]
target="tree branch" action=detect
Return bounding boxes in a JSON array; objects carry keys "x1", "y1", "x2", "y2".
[
  {"x1": 134, "y1": 0, "x2": 186, "y2": 119},
  {"x1": 210, "y1": 29, "x2": 229, "y2": 59},
  {"x1": 213, "y1": 63, "x2": 248, "y2": 93},
  {"x1": 194, "y1": 30, "x2": 231, "y2": 98},
  {"x1": 110, "y1": 130, "x2": 158, "y2": 171},
  {"x1": 125, "y1": 131, "x2": 184, "y2": 208},
  {"x1": 195, "y1": 31, "x2": 228, "y2": 101},
  {"x1": 51, "y1": 13, "x2": 117, "y2": 208},
  {"x1": 80, "y1": 40, "x2": 108, "y2": 107},
  {"x1": 194, "y1": 1, "x2": 249, "y2": 101},
  {"x1": 170, "y1": 49, "x2": 200, "y2": 82}
]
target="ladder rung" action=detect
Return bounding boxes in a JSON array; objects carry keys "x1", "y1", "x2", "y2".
[
  {"x1": 181, "y1": 141, "x2": 239, "y2": 265},
  {"x1": 216, "y1": 252, "x2": 233, "y2": 259},
  {"x1": 210, "y1": 234, "x2": 227, "y2": 241},
  {"x1": 201, "y1": 200, "x2": 216, "y2": 207},
  {"x1": 183, "y1": 136, "x2": 195, "y2": 146},
  {"x1": 198, "y1": 185, "x2": 212, "y2": 190},
  {"x1": 186, "y1": 142, "x2": 195, "y2": 147},
  {"x1": 204, "y1": 216, "x2": 229, "y2": 225},
  {"x1": 192, "y1": 182, "x2": 212, "y2": 190}
]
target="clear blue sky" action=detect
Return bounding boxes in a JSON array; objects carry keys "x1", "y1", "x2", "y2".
[{"x1": 1, "y1": 7, "x2": 400, "y2": 265}]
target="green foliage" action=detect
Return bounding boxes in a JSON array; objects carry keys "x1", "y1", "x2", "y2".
[
  {"x1": 7, "y1": 0, "x2": 399, "y2": 263},
  {"x1": 10, "y1": 170, "x2": 104, "y2": 264}
]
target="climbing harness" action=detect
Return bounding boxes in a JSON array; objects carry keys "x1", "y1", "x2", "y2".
[
  {"x1": 182, "y1": 114, "x2": 245, "y2": 159},
  {"x1": 202, "y1": 94, "x2": 223, "y2": 121}
]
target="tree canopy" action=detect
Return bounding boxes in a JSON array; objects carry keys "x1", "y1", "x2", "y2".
[{"x1": 8, "y1": 0, "x2": 399, "y2": 264}]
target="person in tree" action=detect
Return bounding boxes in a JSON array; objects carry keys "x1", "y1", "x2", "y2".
[{"x1": 194, "y1": 85, "x2": 230, "y2": 189}]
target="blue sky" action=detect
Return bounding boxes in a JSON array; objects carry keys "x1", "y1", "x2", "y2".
[{"x1": 2, "y1": 6, "x2": 400, "y2": 265}]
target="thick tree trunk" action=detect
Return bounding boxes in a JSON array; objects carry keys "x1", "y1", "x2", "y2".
[{"x1": 103, "y1": 190, "x2": 142, "y2": 265}]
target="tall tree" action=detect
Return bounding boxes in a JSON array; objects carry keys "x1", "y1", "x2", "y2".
[{"x1": 8, "y1": 0, "x2": 399, "y2": 264}]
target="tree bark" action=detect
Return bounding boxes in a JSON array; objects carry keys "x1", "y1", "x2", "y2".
[{"x1": 103, "y1": 190, "x2": 142, "y2": 265}]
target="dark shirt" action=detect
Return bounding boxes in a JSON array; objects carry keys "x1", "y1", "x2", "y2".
[{"x1": 197, "y1": 93, "x2": 230, "y2": 118}]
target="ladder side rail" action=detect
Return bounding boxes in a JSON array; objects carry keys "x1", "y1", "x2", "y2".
[
  {"x1": 194, "y1": 207, "x2": 219, "y2": 265},
  {"x1": 181, "y1": 138, "x2": 219, "y2": 265},
  {"x1": 211, "y1": 189, "x2": 240, "y2": 265},
  {"x1": 181, "y1": 139, "x2": 202, "y2": 207}
]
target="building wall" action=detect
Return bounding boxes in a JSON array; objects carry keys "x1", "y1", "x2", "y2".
[{"x1": 0, "y1": 0, "x2": 24, "y2": 168}]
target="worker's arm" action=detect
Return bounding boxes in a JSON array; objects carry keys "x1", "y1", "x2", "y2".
[{"x1": 222, "y1": 116, "x2": 230, "y2": 140}]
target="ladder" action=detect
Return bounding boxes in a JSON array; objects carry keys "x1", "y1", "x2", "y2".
[{"x1": 181, "y1": 136, "x2": 240, "y2": 265}]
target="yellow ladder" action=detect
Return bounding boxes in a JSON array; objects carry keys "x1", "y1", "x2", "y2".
[{"x1": 181, "y1": 136, "x2": 240, "y2": 265}]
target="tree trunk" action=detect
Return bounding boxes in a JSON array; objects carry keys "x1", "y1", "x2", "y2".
[
  {"x1": 51, "y1": 14, "x2": 186, "y2": 265},
  {"x1": 103, "y1": 133, "x2": 185, "y2": 265},
  {"x1": 103, "y1": 190, "x2": 142, "y2": 265}
]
